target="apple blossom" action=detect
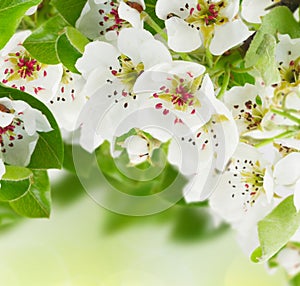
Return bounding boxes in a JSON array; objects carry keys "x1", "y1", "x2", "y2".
[
  {"x1": 155, "y1": 0, "x2": 253, "y2": 54},
  {"x1": 47, "y1": 68, "x2": 87, "y2": 132},
  {"x1": 0, "y1": 97, "x2": 52, "y2": 166},
  {"x1": 0, "y1": 31, "x2": 62, "y2": 103},
  {"x1": 76, "y1": 0, "x2": 145, "y2": 41}
]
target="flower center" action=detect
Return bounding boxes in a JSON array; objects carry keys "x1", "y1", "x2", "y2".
[
  {"x1": 5, "y1": 51, "x2": 42, "y2": 81},
  {"x1": 153, "y1": 75, "x2": 201, "y2": 115},
  {"x1": 0, "y1": 107, "x2": 25, "y2": 153},
  {"x1": 110, "y1": 55, "x2": 144, "y2": 92},
  {"x1": 234, "y1": 99, "x2": 267, "y2": 132},
  {"x1": 98, "y1": 1, "x2": 129, "y2": 36},
  {"x1": 279, "y1": 57, "x2": 300, "y2": 84},
  {"x1": 230, "y1": 159, "x2": 266, "y2": 206},
  {"x1": 186, "y1": 1, "x2": 225, "y2": 25}
]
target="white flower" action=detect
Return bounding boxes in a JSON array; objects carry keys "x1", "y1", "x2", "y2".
[
  {"x1": 0, "y1": 31, "x2": 63, "y2": 103},
  {"x1": 46, "y1": 68, "x2": 87, "y2": 131},
  {"x1": 76, "y1": 27, "x2": 171, "y2": 96},
  {"x1": 76, "y1": 27, "x2": 172, "y2": 152},
  {"x1": 76, "y1": 0, "x2": 145, "y2": 41},
  {"x1": 209, "y1": 143, "x2": 275, "y2": 254},
  {"x1": 155, "y1": 0, "x2": 253, "y2": 54},
  {"x1": 274, "y1": 34, "x2": 300, "y2": 102},
  {"x1": 77, "y1": 54, "x2": 238, "y2": 201},
  {"x1": 241, "y1": 0, "x2": 274, "y2": 23},
  {"x1": 277, "y1": 246, "x2": 300, "y2": 277},
  {"x1": 0, "y1": 97, "x2": 52, "y2": 166},
  {"x1": 223, "y1": 83, "x2": 273, "y2": 136},
  {"x1": 273, "y1": 152, "x2": 300, "y2": 211},
  {"x1": 134, "y1": 65, "x2": 239, "y2": 200}
]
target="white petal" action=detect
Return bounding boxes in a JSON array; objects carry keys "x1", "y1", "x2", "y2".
[
  {"x1": 274, "y1": 152, "x2": 300, "y2": 185},
  {"x1": 276, "y1": 34, "x2": 300, "y2": 66},
  {"x1": 165, "y1": 17, "x2": 201, "y2": 52},
  {"x1": 118, "y1": 28, "x2": 152, "y2": 66},
  {"x1": 155, "y1": 0, "x2": 194, "y2": 19},
  {"x1": 285, "y1": 91, "x2": 300, "y2": 110},
  {"x1": 277, "y1": 248, "x2": 300, "y2": 276},
  {"x1": 221, "y1": 0, "x2": 239, "y2": 20},
  {"x1": 209, "y1": 19, "x2": 254, "y2": 55},
  {"x1": 263, "y1": 166, "x2": 274, "y2": 204},
  {"x1": 122, "y1": 135, "x2": 149, "y2": 164},
  {"x1": 118, "y1": 1, "x2": 142, "y2": 28},
  {"x1": 294, "y1": 178, "x2": 300, "y2": 212},
  {"x1": 241, "y1": 0, "x2": 272, "y2": 23},
  {"x1": 75, "y1": 41, "x2": 120, "y2": 78},
  {"x1": 134, "y1": 61, "x2": 205, "y2": 93},
  {"x1": 0, "y1": 112, "x2": 14, "y2": 127},
  {"x1": 140, "y1": 39, "x2": 172, "y2": 70}
]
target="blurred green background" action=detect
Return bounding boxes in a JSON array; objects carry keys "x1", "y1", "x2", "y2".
[{"x1": 0, "y1": 170, "x2": 287, "y2": 286}]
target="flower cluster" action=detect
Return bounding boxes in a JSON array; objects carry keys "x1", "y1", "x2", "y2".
[{"x1": 2, "y1": 0, "x2": 300, "y2": 282}]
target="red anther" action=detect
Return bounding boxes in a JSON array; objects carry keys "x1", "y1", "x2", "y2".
[
  {"x1": 163, "y1": 109, "x2": 170, "y2": 115},
  {"x1": 155, "y1": 103, "x2": 163, "y2": 109}
]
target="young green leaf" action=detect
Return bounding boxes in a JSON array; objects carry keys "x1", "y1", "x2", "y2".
[
  {"x1": 56, "y1": 27, "x2": 89, "y2": 73},
  {"x1": 23, "y1": 14, "x2": 68, "y2": 64},
  {"x1": 252, "y1": 34, "x2": 280, "y2": 85},
  {"x1": 0, "y1": 0, "x2": 42, "y2": 49},
  {"x1": 245, "y1": 6, "x2": 300, "y2": 71},
  {"x1": 0, "y1": 84, "x2": 64, "y2": 169},
  {"x1": 0, "y1": 166, "x2": 33, "y2": 201},
  {"x1": 9, "y1": 170, "x2": 51, "y2": 218},
  {"x1": 251, "y1": 196, "x2": 300, "y2": 263},
  {"x1": 50, "y1": 0, "x2": 87, "y2": 26}
]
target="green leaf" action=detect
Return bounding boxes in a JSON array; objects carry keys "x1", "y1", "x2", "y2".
[
  {"x1": 56, "y1": 27, "x2": 89, "y2": 73},
  {"x1": 251, "y1": 196, "x2": 300, "y2": 263},
  {"x1": 253, "y1": 34, "x2": 280, "y2": 85},
  {"x1": 0, "y1": 0, "x2": 42, "y2": 49},
  {"x1": 9, "y1": 170, "x2": 51, "y2": 218},
  {"x1": 0, "y1": 166, "x2": 33, "y2": 201},
  {"x1": 290, "y1": 273, "x2": 300, "y2": 286},
  {"x1": 65, "y1": 26, "x2": 89, "y2": 54},
  {"x1": 245, "y1": 6, "x2": 300, "y2": 78},
  {"x1": 50, "y1": 0, "x2": 87, "y2": 26},
  {"x1": 95, "y1": 141, "x2": 188, "y2": 197},
  {"x1": 0, "y1": 84, "x2": 64, "y2": 169},
  {"x1": 0, "y1": 202, "x2": 21, "y2": 228},
  {"x1": 23, "y1": 14, "x2": 68, "y2": 64},
  {"x1": 229, "y1": 71, "x2": 255, "y2": 88},
  {"x1": 171, "y1": 207, "x2": 228, "y2": 242}
]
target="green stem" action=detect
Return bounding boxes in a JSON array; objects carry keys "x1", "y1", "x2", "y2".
[
  {"x1": 174, "y1": 52, "x2": 194, "y2": 62},
  {"x1": 230, "y1": 66, "x2": 253, "y2": 73},
  {"x1": 271, "y1": 108, "x2": 300, "y2": 125},
  {"x1": 141, "y1": 12, "x2": 167, "y2": 41},
  {"x1": 217, "y1": 66, "x2": 230, "y2": 99},
  {"x1": 205, "y1": 48, "x2": 213, "y2": 68},
  {"x1": 254, "y1": 130, "x2": 297, "y2": 148}
]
